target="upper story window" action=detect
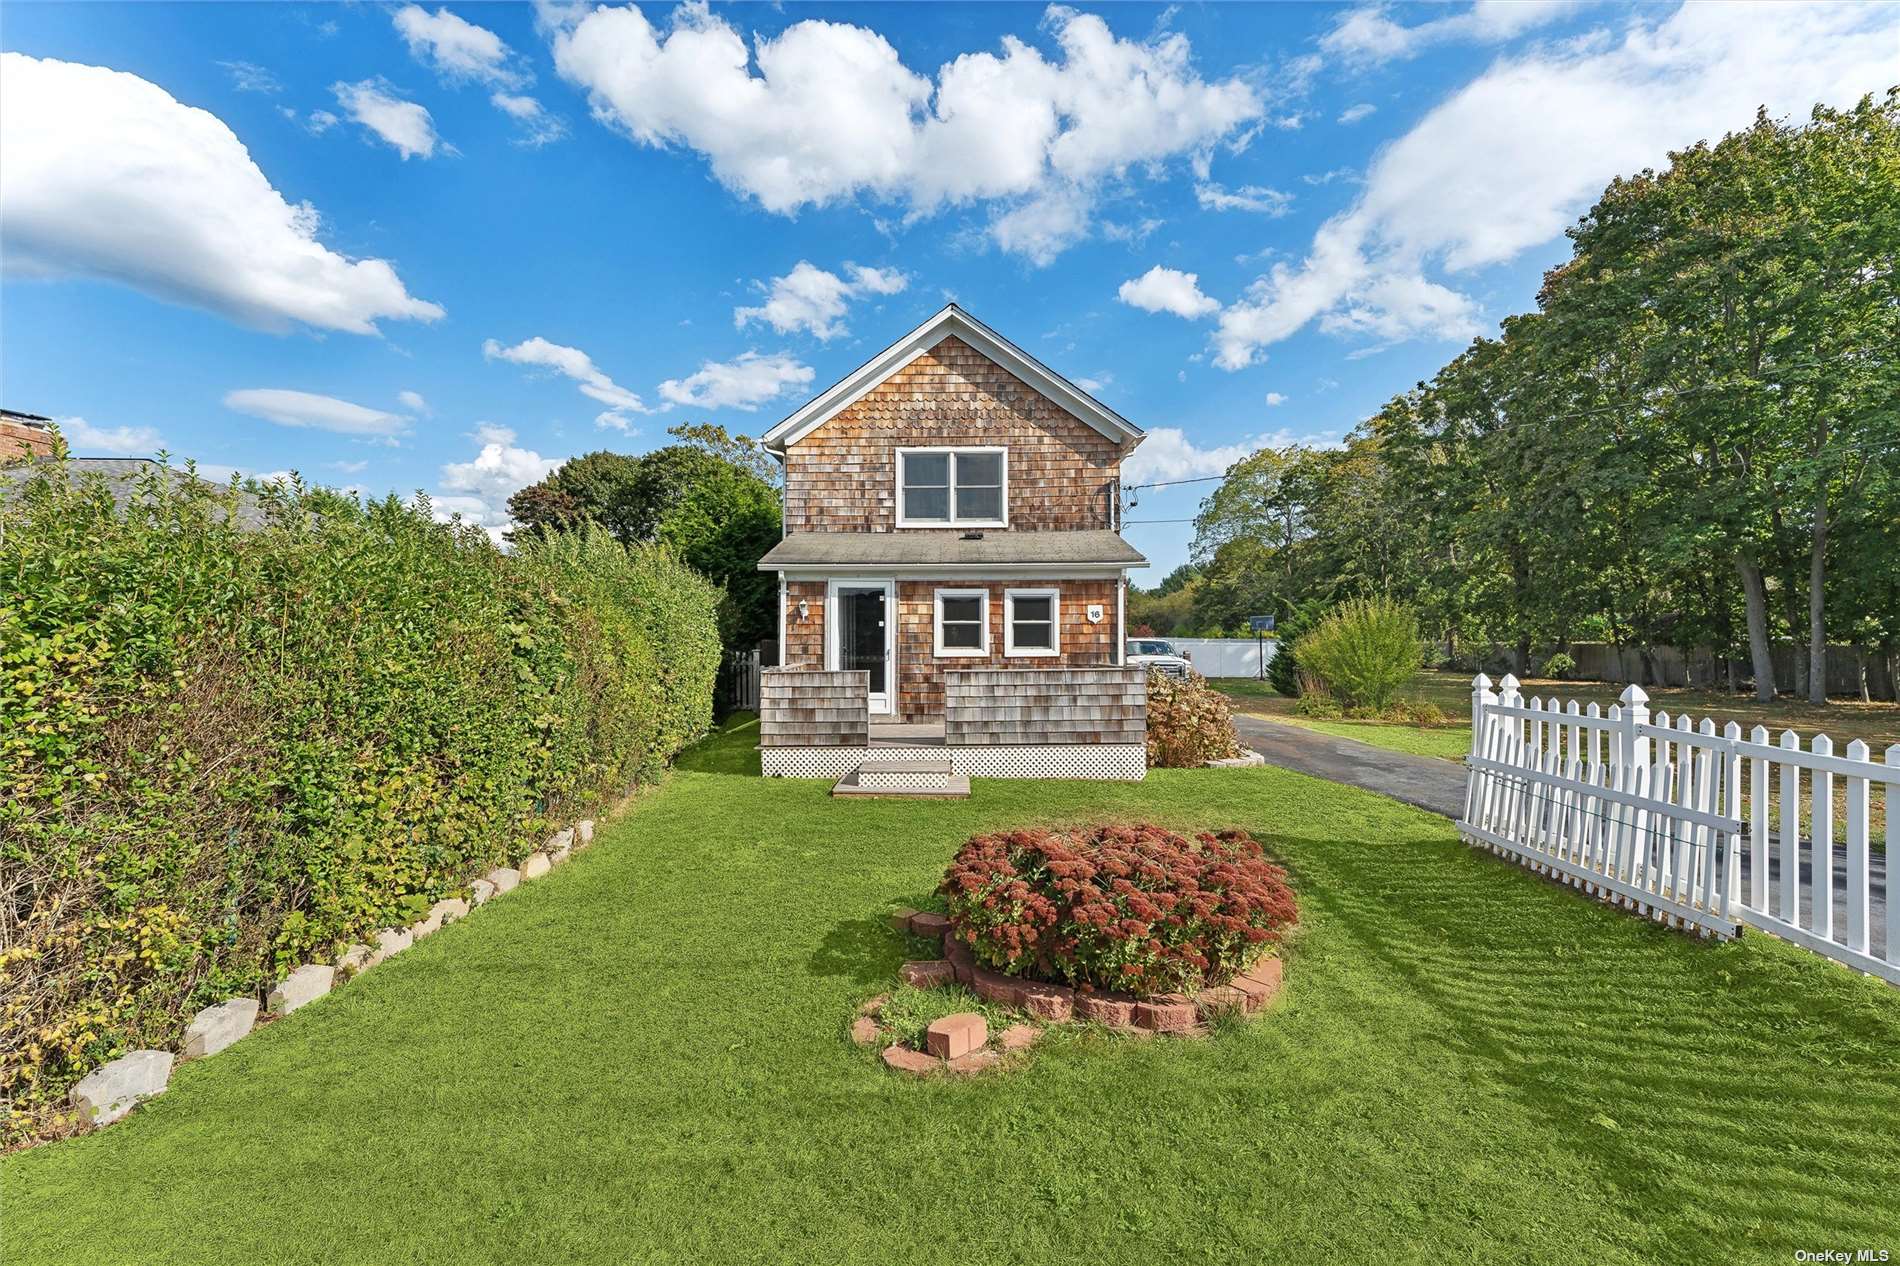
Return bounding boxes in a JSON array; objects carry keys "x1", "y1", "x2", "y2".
[{"x1": 896, "y1": 447, "x2": 1007, "y2": 527}]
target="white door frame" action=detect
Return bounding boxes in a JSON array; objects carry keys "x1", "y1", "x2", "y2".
[{"x1": 826, "y1": 577, "x2": 896, "y2": 716}]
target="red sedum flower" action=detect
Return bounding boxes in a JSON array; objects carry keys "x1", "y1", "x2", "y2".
[{"x1": 937, "y1": 824, "x2": 1298, "y2": 997}]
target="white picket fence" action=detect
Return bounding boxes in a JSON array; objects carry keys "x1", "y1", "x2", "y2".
[{"x1": 1461, "y1": 673, "x2": 1897, "y2": 984}]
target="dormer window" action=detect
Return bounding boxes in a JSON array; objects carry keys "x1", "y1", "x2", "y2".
[{"x1": 896, "y1": 447, "x2": 1007, "y2": 527}]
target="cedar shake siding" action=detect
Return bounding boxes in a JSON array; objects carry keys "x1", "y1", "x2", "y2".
[
  {"x1": 782, "y1": 579, "x2": 828, "y2": 668},
  {"x1": 783, "y1": 336, "x2": 1126, "y2": 535},
  {"x1": 893, "y1": 580, "x2": 1117, "y2": 721},
  {"x1": 780, "y1": 578, "x2": 1119, "y2": 721},
  {"x1": 762, "y1": 306, "x2": 1146, "y2": 727}
]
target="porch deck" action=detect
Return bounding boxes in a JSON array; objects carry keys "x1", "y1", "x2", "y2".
[
  {"x1": 868, "y1": 720, "x2": 947, "y2": 747},
  {"x1": 759, "y1": 666, "x2": 1148, "y2": 781}
]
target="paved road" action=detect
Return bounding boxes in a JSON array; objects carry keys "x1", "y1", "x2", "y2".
[{"x1": 1231, "y1": 712, "x2": 1889, "y2": 961}]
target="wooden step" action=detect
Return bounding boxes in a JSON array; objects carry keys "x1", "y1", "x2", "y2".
[
  {"x1": 831, "y1": 768, "x2": 970, "y2": 799},
  {"x1": 857, "y1": 758, "x2": 954, "y2": 789}
]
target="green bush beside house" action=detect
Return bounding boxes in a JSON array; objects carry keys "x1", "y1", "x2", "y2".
[{"x1": 0, "y1": 462, "x2": 720, "y2": 1133}]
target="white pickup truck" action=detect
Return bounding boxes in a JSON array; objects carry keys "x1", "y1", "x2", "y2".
[{"x1": 1125, "y1": 638, "x2": 1194, "y2": 678}]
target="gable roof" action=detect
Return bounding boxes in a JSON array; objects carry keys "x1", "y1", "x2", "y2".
[{"x1": 759, "y1": 304, "x2": 1145, "y2": 455}]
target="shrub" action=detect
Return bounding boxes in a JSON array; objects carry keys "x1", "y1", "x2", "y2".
[
  {"x1": 1145, "y1": 670, "x2": 1240, "y2": 767},
  {"x1": 0, "y1": 461, "x2": 720, "y2": 1133},
  {"x1": 1292, "y1": 671, "x2": 1342, "y2": 717},
  {"x1": 1540, "y1": 651, "x2": 1577, "y2": 681},
  {"x1": 1401, "y1": 700, "x2": 1451, "y2": 727},
  {"x1": 939, "y1": 825, "x2": 1298, "y2": 997},
  {"x1": 1265, "y1": 601, "x2": 1327, "y2": 697},
  {"x1": 1294, "y1": 597, "x2": 1421, "y2": 712}
]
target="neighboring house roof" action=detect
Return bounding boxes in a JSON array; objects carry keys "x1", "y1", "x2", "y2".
[
  {"x1": 760, "y1": 304, "x2": 1146, "y2": 455},
  {"x1": 758, "y1": 529, "x2": 1146, "y2": 572},
  {"x1": 0, "y1": 457, "x2": 272, "y2": 531},
  {"x1": 2, "y1": 408, "x2": 53, "y2": 424}
]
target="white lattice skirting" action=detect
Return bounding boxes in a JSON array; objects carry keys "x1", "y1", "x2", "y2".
[{"x1": 762, "y1": 745, "x2": 1147, "y2": 781}]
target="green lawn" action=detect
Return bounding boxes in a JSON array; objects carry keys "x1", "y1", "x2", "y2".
[{"x1": 7, "y1": 716, "x2": 1898, "y2": 1264}]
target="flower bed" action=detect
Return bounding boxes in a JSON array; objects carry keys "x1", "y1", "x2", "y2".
[
  {"x1": 859, "y1": 897, "x2": 1291, "y2": 1077},
  {"x1": 938, "y1": 825, "x2": 1298, "y2": 997}
]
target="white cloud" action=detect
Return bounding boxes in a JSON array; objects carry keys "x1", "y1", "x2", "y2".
[
  {"x1": 1215, "y1": 1, "x2": 1900, "y2": 369},
  {"x1": 734, "y1": 261, "x2": 907, "y2": 340},
  {"x1": 988, "y1": 186, "x2": 1095, "y2": 266},
  {"x1": 546, "y1": 2, "x2": 1260, "y2": 261},
  {"x1": 224, "y1": 388, "x2": 410, "y2": 437},
  {"x1": 490, "y1": 92, "x2": 568, "y2": 145},
  {"x1": 1338, "y1": 103, "x2": 1376, "y2": 124},
  {"x1": 657, "y1": 351, "x2": 814, "y2": 412},
  {"x1": 1102, "y1": 216, "x2": 1164, "y2": 246},
  {"x1": 221, "y1": 61, "x2": 281, "y2": 94},
  {"x1": 1265, "y1": 392, "x2": 1287, "y2": 406},
  {"x1": 433, "y1": 423, "x2": 562, "y2": 544},
  {"x1": 1195, "y1": 182, "x2": 1293, "y2": 215},
  {"x1": 53, "y1": 415, "x2": 162, "y2": 455},
  {"x1": 394, "y1": 5, "x2": 527, "y2": 87},
  {"x1": 1117, "y1": 266, "x2": 1219, "y2": 319},
  {"x1": 1322, "y1": 1, "x2": 1581, "y2": 66},
  {"x1": 1121, "y1": 427, "x2": 1260, "y2": 483},
  {"x1": 303, "y1": 108, "x2": 340, "y2": 135},
  {"x1": 330, "y1": 459, "x2": 370, "y2": 474},
  {"x1": 398, "y1": 390, "x2": 432, "y2": 415},
  {"x1": 333, "y1": 79, "x2": 442, "y2": 159},
  {"x1": 483, "y1": 335, "x2": 652, "y2": 425},
  {"x1": 391, "y1": 5, "x2": 566, "y2": 144},
  {"x1": 0, "y1": 54, "x2": 441, "y2": 335}
]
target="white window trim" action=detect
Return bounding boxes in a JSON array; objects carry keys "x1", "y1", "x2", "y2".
[
  {"x1": 1004, "y1": 587, "x2": 1060, "y2": 657},
  {"x1": 933, "y1": 588, "x2": 990, "y2": 658},
  {"x1": 894, "y1": 446, "x2": 1009, "y2": 529}
]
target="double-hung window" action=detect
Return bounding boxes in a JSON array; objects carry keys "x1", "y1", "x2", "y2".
[
  {"x1": 1004, "y1": 588, "x2": 1059, "y2": 657},
  {"x1": 896, "y1": 448, "x2": 1007, "y2": 527},
  {"x1": 933, "y1": 589, "x2": 989, "y2": 657}
]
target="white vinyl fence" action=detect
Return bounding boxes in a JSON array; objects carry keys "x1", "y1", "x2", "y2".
[
  {"x1": 1166, "y1": 638, "x2": 1279, "y2": 679},
  {"x1": 1461, "y1": 674, "x2": 1897, "y2": 984}
]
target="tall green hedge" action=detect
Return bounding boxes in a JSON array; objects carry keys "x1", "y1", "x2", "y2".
[{"x1": 0, "y1": 462, "x2": 720, "y2": 1130}]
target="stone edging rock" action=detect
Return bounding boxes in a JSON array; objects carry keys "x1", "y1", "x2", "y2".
[
  {"x1": 862, "y1": 908, "x2": 1286, "y2": 1076},
  {"x1": 1204, "y1": 748, "x2": 1267, "y2": 769},
  {"x1": 68, "y1": 819, "x2": 597, "y2": 1129}
]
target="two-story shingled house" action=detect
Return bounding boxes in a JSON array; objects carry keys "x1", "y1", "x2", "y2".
[{"x1": 755, "y1": 304, "x2": 1151, "y2": 788}]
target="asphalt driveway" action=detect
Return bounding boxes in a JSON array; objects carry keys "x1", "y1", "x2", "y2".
[
  {"x1": 1231, "y1": 713, "x2": 1466, "y2": 818},
  {"x1": 1229, "y1": 712, "x2": 1889, "y2": 962}
]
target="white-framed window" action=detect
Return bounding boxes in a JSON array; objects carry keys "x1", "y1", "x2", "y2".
[
  {"x1": 1004, "y1": 588, "x2": 1060, "y2": 657},
  {"x1": 933, "y1": 588, "x2": 990, "y2": 657},
  {"x1": 895, "y1": 447, "x2": 1008, "y2": 527}
]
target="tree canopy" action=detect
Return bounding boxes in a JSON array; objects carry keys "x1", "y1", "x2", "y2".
[
  {"x1": 1181, "y1": 92, "x2": 1900, "y2": 700},
  {"x1": 508, "y1": 424, "x2": 782, "y2": 648}
]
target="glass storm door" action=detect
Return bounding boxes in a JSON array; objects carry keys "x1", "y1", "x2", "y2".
[{"x1": 837, "y1": 583, "x2": 893, "y2": 714}]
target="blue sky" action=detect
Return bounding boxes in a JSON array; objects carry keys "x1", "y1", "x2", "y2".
[{"x1": 4, "y1": 2, "x2": 1896, "y2": 575}]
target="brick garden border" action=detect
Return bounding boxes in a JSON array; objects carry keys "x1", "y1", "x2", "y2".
[
  {"x1": 858, "y1": 908, "x2": 1286, "y2": 1076},
  {"x1": 67, "y1": 819, "x2": 599, "y2": 1130}
]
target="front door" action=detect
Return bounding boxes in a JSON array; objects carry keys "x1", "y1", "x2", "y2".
[{"x1": 833, "y1": 581, "x2": 894, "y2": 715}]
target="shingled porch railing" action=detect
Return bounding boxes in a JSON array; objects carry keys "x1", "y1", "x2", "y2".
[{"x1": 758, "y1": 666, "x2": 1146, "y2": 781}]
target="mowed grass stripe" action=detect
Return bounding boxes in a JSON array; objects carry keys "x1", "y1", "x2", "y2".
[{"x1": 6, "y1": 720, "x2": 1897, "y2": 1264}]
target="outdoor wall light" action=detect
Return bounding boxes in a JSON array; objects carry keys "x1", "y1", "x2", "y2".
[{"x1": 796, "y1": 599, "x2": 810, "y2": 620}]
